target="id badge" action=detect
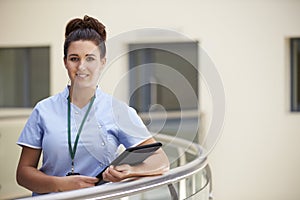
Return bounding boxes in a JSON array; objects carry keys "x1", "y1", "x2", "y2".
[{"x1": 66, "y1": 172, "x2": 80, "y2": 176}]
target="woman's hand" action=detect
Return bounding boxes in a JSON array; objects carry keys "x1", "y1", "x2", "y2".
[
  {"x1": 102, "y1": 138, "x2": 170, "y2": 183},
  {"x1": 102, "y1": 164, "x2": 133, "y2": 182},
  {"x1": 54, "y1": 175, "x2": 99, "y2": 192}
]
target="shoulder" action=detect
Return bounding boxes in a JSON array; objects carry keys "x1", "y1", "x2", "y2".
[{"x1": 34, "y1": 87, "x2": 68, "y2": 112}]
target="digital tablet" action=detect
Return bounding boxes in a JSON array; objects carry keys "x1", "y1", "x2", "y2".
[{"x1": 95, "y1": 142, "x2": 162, "y2": 185}]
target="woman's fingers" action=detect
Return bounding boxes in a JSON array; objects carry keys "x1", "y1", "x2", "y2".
[
  {"x1": 102, "y1": 165, "x2": 132, "y2": 182},
  {"x1": 57, "y1": 175, "x2": 99, "y2": 192}
]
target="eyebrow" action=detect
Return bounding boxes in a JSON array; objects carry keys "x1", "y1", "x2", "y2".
[
  {"x1": 68, "y1": 54, "x2": 78, "y2": 57},
  {"x1": 68, "y1": 54, "x2": 96, "y2": 57},
  {"x1": 86, "y1": 54, "x2": 96, "y2": 57}
]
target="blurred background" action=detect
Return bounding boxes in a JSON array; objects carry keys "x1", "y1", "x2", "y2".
[{"x1": 0, "y1": 0, "x2": 300, "y2": 199}]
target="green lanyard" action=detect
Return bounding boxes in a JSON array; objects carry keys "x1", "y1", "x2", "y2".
[{"x1": 67, "y1": 95, "x2": 95, "y2": 173}]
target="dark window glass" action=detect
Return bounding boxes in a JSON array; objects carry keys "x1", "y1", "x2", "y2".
[
  {"x1": 0, "y1": 47, "x2": 50, "y2": 107},
  {"x1": 290, "y1": 39, "x2": 300, "y2": 111},
  {"x1": 128, "y1": 42, "x2": 198, "y2": 113}
]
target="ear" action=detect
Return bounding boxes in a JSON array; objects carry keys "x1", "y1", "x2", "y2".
[
  {"x1": 101, "y1": 57, "x2": 106, "y2": 66},
  {"x1": 64, "y1": 57, "x2": 68, "y2": 69}
]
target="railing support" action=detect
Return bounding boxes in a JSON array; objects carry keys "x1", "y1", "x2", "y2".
[{"x1": 168, "y1": 183, "x2": 179, "y2": 200}]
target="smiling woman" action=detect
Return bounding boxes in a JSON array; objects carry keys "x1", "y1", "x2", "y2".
[
  {"x1": 15, "y1": 15, "x2": 169, "y2": 196},
  {"x1": 64, "y1": 40, "x2": 106, "y2": 102}
]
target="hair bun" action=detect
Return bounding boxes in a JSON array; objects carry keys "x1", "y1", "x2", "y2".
[{"x1": 65, "y1": 15, "x2": 106, "y2": 41}]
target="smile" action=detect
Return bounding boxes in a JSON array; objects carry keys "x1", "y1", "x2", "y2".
[{"x1": 76, "y1": 73, "x2": 89, "y2": 78}]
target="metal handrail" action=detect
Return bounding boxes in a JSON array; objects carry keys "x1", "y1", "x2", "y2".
[{"x1": 17, "y1": 134, "x2": 210, "y2": 200}]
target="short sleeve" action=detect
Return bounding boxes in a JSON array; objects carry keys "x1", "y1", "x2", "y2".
[
  {"x1": 114, "y1": 104, "x2": 152, "y2": 148},
  {"x1": 17, "y1": 106, "x2": 43, "y2": 149}
]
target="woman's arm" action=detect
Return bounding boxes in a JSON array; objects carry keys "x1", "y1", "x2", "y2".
[
  {"x1": 102, "y1": 138, "x2": 170, "y2": 182},
  {"x1": 16, "y1": 146, "x2": 98, "y2": 194}
]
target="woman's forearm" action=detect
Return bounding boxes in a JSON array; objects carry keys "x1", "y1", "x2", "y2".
[
  {"x1": 17, "y1": 146, "x2": 103, "y2": 194},
  {"x1": 110, "y1": 148, "x2": 170, "y2": 180},
  {"x1": 17, "y1": 166, "x2": 98, "y2": 194},
  {"x1": 17, "y1": 166, "x2": 58, "y2": 194},
  {"x1": 131, "y1": 148, "x2": 170, "y2": 176},
  {"x1": 16, "y1": 146, "x2": 59, "y2": 194}
]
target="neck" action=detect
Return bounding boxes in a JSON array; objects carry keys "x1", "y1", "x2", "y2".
[{"x1": 69, "y1": 86, "x2": 96, "y2": 108}]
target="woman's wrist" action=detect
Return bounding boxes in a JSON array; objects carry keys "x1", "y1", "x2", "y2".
[{"x1": 51, "y1": 176, "x2": 63, "y2": 192}]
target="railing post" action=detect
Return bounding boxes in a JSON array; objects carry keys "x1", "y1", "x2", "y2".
[
  {"x1": 168, "y1": 183, "x2": 179, "y2": 200},
  {"x1": 204, "y1": 164, "x2": 213, "y2": 199}
]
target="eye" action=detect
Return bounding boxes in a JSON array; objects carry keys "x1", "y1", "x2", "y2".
[
  {"x1": 71, "y1": 57, "x2": 79, "y2": 61},
  {"x1": 70, "y1": 57, "x2": 79, "y2": 62},
  {"x1": 86, "y1": 56, "x2": 95, "y2": 62},
  {"x1": 69, "y1": 57, "x2": 79, "y2": 62},
  {"x1": 68, "y1": 54, "x2": 80, "y2": 62}
]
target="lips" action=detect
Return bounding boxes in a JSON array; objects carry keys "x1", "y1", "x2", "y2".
[{"x1": 76, "y1": 73, "x2": 89, "y2": 78}]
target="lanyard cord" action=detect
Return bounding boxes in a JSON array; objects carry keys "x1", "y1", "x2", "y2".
[{"x1": 67, "y1": 95, "x2": 95, "y2": 172}]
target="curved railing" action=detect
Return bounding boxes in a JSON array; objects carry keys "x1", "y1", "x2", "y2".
[{"x1": 17, "y1": 134, "x2": 212, "y2": 200}]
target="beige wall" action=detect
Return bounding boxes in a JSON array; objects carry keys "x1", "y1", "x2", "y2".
[{"x1": 1, "y1": 0, "x2": 300, "y2": 199}]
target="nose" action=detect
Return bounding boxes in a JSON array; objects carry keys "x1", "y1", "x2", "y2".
[{"x1": 78, "y1": 60, "x2": 86, "y2": 70}]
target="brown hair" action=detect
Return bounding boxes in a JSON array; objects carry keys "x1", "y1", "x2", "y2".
[{"x1": 64, "y1": 15, "x2": 106, "y2": 59}]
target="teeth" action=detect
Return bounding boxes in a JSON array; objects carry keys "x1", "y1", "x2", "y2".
[{"x1": 76, "y1": 73, "x2": 88, "y2": 78}]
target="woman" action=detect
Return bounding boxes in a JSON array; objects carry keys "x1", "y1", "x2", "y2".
[{"x1": 16, "y1": 15, "x2": 169, "y2": 195}]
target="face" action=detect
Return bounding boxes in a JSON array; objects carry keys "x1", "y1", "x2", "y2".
[{"x1": 64, "y1": 40, "x2": 106, "y2": 89}]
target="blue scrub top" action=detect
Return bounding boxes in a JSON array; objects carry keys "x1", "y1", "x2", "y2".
[{"x1": 17, "y1": 86, "x2": 152, "y2": 183}]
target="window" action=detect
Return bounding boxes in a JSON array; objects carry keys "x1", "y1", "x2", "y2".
[
  {"x1": 128, "y1": 42, "x2": 198, "y2": 113},
  {"x1": 0, "y1": 47, "x2": 50, "y2": 107},
  {"x1": 290, "y1": 39, "x2": 300, "y2": 111},
  {"x1": 128, "y1": 42, "x2": 199, "y2": 143}
]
